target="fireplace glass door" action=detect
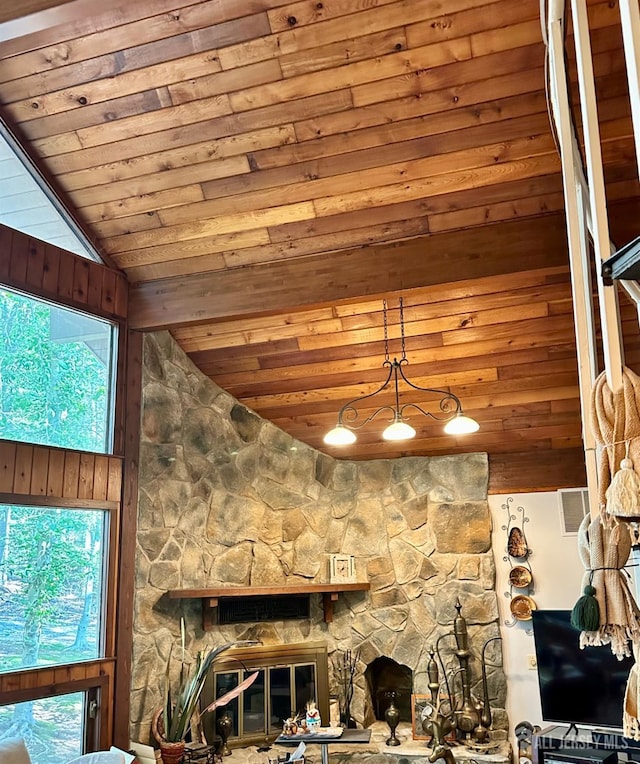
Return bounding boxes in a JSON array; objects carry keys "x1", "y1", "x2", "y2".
[
  {"x1": 203, "y1": 642, "x2": 328, "y2": 747},
  {"x1": 213, "y1": 663, "x2": 316, "y2": 738}
]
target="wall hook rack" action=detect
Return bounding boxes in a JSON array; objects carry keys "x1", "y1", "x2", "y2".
[{"x1": 501, "y1": 497, "x2": 535, "y2": 632}]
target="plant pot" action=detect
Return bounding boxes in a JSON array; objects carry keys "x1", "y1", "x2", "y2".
[{"x1": 159, "y1": 740, "x2": 186, "y2": 764}]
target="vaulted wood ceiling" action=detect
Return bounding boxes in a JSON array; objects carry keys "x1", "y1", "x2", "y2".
[{"x1": 1, "y1": 0, "x2": 639, "y2": 493}]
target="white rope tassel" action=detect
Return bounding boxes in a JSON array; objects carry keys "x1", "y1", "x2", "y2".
[{"x1": 607, "y1": 440, "x2": 640, "y2": 520}]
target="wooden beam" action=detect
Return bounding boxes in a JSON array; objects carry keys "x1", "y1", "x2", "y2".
[
  {"x1": 128, "y1": 214, "x2": 570, "y2": 330},
  {"x1": 488, "y1": 447, "x2": 587, "y2": 493}
]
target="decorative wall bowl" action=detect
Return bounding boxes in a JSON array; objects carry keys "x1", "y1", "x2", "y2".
[
  {"x1": 509, "y1": 566, "x2": 532, "y2": 588},
  {"x1": 510, "y1": 594, "x2": 537, "y2": 621},
  {"x1": 507, "y1": 526, "x2": 528, "y2": 558}
]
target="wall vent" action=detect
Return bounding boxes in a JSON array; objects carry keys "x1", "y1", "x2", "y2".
[
  {"x1": 217, "y1": 594, "x2": 310, "y2": 624},
  {"x1": 557, "y1": 488, "x2": 589, "y2": 535}
]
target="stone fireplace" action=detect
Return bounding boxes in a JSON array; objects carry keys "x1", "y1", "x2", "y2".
[{"x1": 129, "y1": 332, "x2": 507, "y2": 746}]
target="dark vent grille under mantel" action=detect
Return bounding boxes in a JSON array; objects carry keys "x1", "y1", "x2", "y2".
[{"x1": 218, "y1": 594, "x2": 310, "y2": 624}]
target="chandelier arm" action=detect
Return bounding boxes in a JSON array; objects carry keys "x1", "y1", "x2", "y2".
[
  {"x1": 336, "y1": 360, "x2": 395, "y2": 428},
  {"x1": 399, "y1": 401, "x2": 462, "y2": 423},
  {"x1": 396, "y1": 360, "x2": 464, "y2": 410},
  {"x1": 340, "y1": 404, "x2": 399, "y2": 430}
]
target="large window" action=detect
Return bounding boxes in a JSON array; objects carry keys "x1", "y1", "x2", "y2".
[
  {"x1": 0, "y1": 223, "x2": 128, "y2": 757},
  {"x1": 0, "y1": 286, "x2": 117, "y2": 453},
  {"x1": 0, "y1": 693, "x2": 89, "y2": 764},
  {"x1": 0, "y1": 504, "x2": 107, "y2": 672}
]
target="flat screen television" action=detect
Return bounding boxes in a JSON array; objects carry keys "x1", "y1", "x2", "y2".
[{"x1": 531, "y1": 609, "x2": 634, "y2": 730}]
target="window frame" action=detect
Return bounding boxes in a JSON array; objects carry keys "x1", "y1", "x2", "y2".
[
  {"x1": 0, "y1": 668, "x2": 110, "y2": 754},
  {"x1": 0, "y1": 222, "x2": 136, "y2": 754},
  {"x1": 0, "y1": 451, "x2": 123, "y2": 752},
  {"x1": 0, "y1": 282, "x2": 120, "y2": 455},
  {"x1": 0, "y1": 490, "x2": 120, "y2": 665}
]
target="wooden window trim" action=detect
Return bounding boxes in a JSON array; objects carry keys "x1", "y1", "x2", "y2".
[
  {"x1": 0, "y1": 662, "x2": 114, "y2": 751},
  {"x1": 0, "y1": 448, "x2": 121, "y2": 744},
  {"x1": 0, "y1": 225, "x2": 137, "y2": 752}
]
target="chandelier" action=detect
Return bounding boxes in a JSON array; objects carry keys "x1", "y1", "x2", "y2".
[{"x1": 323, "y1": 298, "x2": 480, "y2": 446}]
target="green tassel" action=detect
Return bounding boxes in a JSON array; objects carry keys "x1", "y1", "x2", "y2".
[{"x1": 570, "y1": 585, "x2": 600, "y2": 631}]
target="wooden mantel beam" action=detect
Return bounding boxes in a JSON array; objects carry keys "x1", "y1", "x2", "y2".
[{"x1": 128, "y1": 214, "x2": 571, "y2": 331}]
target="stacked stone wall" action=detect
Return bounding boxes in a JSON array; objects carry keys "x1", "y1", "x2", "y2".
[{"x1": 130, "y1": 332, "x2": 507, "y2": 744}]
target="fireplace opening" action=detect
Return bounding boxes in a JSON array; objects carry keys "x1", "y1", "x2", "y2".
[
  {"x1": 201, "y1": 642, "x2": 329, "y2": 747},
  {"x1": 365, "y1": 656, "x2": 413, "y2": 724}
]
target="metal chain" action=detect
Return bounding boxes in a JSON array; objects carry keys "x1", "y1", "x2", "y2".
[
  {"x1": 383, "y1": 297, "x2": 407, "y2": 361},
  {"x1": 383, "y1": 299, "x2": 389, "y2": 361},
  {"x1": 399, "y1": 296, "x2": 406, "y2": 360}
]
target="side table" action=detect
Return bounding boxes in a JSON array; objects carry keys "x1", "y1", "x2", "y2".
[{"x1": 275, "y1": 728, "x2": 372, "y2": 764}]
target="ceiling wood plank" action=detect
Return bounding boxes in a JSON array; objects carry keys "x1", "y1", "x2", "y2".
[
  {"x1": 128, "y1": 214, "x2": 571, "y2": 329},
  {"x1": 252, "y1": 91, "x2": 551, "y2": 171},
  {"x1": 488, "y1": 449, "x2": 586, "y2": 493},
  {"x1": 0, "y1": 3, "x2": 272, "y2": 82},
  {"x1": 202, "y1": 111, "x2": 555, "y2": 203},
  {"x1": 205, "y1": 345, "x2": 559, "y2": 399},
  {"x1": 279, "y1": 28, "x2": 408, "y2": 79},
  {"x1": 215, "y1": 324, "x2": 577, "y2": 395},
  {"x1": 0, "y1": 0, "x2": 632, "y2": 490},
  {"x1": 172, "y1": 276, "x2": 571, "y2": 350},
  {"x1": 32, "y1": 88, "x2": 353, "y2": 159}
]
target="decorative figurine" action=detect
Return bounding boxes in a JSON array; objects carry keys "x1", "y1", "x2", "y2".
[
  {"x1": 305, "y1": 700, "x2": 321, "y2": 731},
  {"x1": 282, "y1": 716, "x2": 300, "y2": 736}
]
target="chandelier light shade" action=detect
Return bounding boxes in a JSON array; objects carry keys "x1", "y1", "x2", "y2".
[
  {"x1": 382, "y1": 415, "x2": 417, "y2": 441},
  {"x1": 443, "y1": 413, "x2": 481, "y2": 435},
  {"x1": 323, "y1": 424, "x2": 357, "y2": 446},
  {"x1": 323, "y1": 298, "x2": 480, "y2": 446}
]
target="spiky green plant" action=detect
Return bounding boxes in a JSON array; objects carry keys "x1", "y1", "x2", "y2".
[{"x1": 161, "y1": 637, "x2": 259, "y2": 743}]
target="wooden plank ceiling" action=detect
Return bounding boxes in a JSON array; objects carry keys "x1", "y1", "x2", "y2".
[{"x1": 1, "y1": 0, "x2": 639, "y2": 493}]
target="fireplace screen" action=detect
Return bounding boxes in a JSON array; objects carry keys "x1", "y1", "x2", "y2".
[{"x1": 202, "y1": 642, "x2": 329, "y2": 746}]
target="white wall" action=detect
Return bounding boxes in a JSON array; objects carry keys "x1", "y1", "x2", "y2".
[{"x1": 488, "y1": 491, "x2": 585, "y2": 750}]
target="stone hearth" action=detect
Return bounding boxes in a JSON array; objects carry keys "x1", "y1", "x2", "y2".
[
  {"x1": 226, "y1": 722, "x2": 511, "y2": 764},
  {"x1": 129, "y1": 332, "x2": 507, "y2": 746}
]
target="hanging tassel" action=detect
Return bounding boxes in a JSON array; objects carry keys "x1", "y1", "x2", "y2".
[
  {"x1": 570, "y1": 584, "x2": 600, "y2": 631},
  {"x1": 606, "y1": 441, "x2": 640, "y2": 520}
]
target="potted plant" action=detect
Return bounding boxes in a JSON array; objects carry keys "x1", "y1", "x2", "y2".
[{"x1": 152, "y1": 625, "x2": 259, "y2": 764}]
